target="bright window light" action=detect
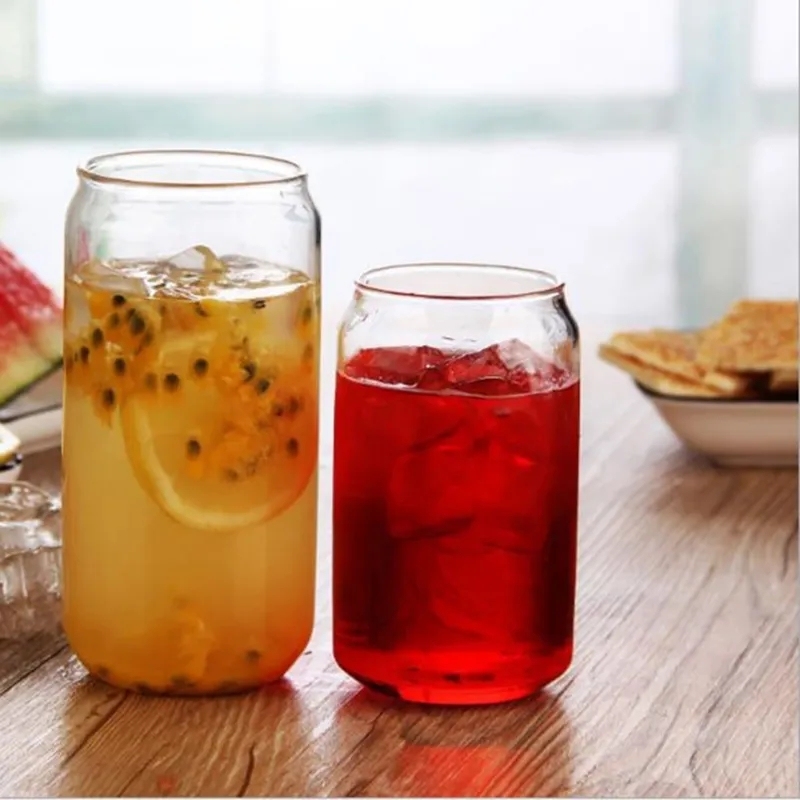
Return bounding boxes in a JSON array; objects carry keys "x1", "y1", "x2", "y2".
[{"x1": 38, "y1": 0, "x2": 271, "y2": 93}]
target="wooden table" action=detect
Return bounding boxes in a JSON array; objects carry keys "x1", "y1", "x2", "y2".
[{"x1": 1, "y1": 345, "x2": 797, "y2": 798}]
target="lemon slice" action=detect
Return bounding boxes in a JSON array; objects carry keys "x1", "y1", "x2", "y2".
[
  {"x1": 120, "y1": 334, "x2": 317, "y2": 532},
  {"x1": 0, "y1": 423, "x2": 21, "y2": 466}
]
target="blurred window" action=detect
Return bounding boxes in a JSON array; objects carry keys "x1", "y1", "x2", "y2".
[{"x1": 0, "y1": 0, "x2": 796, "y2": 324}]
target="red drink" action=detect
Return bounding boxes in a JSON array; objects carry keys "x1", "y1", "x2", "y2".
[{"x1": 333, "y1": 341, "x2": 580, "y2": 704}]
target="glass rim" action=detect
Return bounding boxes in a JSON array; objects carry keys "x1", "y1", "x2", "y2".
[
  {"x1": 76, "y1": 149, "x2": 307, "y2": 189},
  {"x1": 355, "y1": 262, "x2": 565, "y2": 301}
]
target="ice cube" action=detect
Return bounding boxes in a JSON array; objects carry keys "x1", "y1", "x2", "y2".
[
  {"x1": 64, "y1": 281, "x2": 91, "y2": 330},
  {"x1": 442, "y1": 347, "x2": 506, "y2": 385},
  {"x1": 428, "y1": 534, "x2": 539, "y2": 641},
  {"x1": 387, "y1": 399, "x2": 548, "y2": 541},
  {"x1": 494, "y1": 338, "x2": 545, "y2": 372},
  {"x1": 387, "y1": 435, "x2": 478, "y2": 540},
  {"x1": 477, "y1": 443, "x2": 546, "y2": 540},
  {"x1": 384, "y1": 401, "x2": 550, "y2": 645},
  {"x1": 345, "y1": 346, "x2": 446, "y2": 387},
  {"x1": 495, "y1": 339, "x2": 569, "y2": 391},
  {"x1": 389, "y1": 519, "x2": 540, "y2": 645},
  {"x1": 218, "y1": 255, "x2": 297, "y2": 287},
  {"x1": 460, "y1": 375, "x2": 527, "y2": 396},
  {"x1": 165, "y1": 245, "x2": 224, "y2": 274},
  {"x1": 437, "y1": 346, "x2": 531, "y2": 395},
  {"x1": 442, "y1": 340, "x2": 570, "y2": 395},
  {"x1": 415, "y1": 365, "x2": 450, "y2": 392},
  {"x1": 77, "y1": 259, "x2": 149, "y2": 297}
]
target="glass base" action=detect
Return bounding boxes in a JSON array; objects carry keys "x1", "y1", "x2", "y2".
[
  {"x1": 86, "y1": 666, "x2": 265, "y2": 697},
  {"x1": 67, "y1": 621, "x2": 312, "y2": 698},
  {"x1": 334, "y1": 644, "x2": 572, "y2": 706}
]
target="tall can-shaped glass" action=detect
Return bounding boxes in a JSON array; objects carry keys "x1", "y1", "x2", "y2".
[
  {"x1": 333, "y1": 263, "x2": 580, "y2": 705},
  {"x1": 63, "y1": 151, "x2": 321, "y2": 694}
]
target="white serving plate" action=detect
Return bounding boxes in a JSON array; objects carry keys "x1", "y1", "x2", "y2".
[{"x1": 636, "y1": 382, "x2": 798, "y2": 468}]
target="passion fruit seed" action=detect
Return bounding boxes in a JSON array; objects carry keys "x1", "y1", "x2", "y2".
[
  {"x1": 272, "y1": 402, "x2": 284, "y2": 417},
  {"x1": 129, "y1": 311, "x2": 146, "y2": 336},
  {"x1": 194, "y1": 302, "x2": 209, "y2": 317},
  {"x1": 107, "y1": 311, "x2": 120, "y2": 329},
  {"x1": 241, "y1": 361, "x2": 256, "y2": 382},
  {"x1": 112, "y1": 294, "x2": 126, "y2": 307},
  {"x1": 134, "y1": 330, "x2": 153, "y2": 355},
  {"x1": 125, "y1": 307, "x2": 136, "y2": 321},
  {"x1": 286, "y1": 438, "x2": 299, "y2": 457},
  {"x1": 186, "y1": 438, "x2": 201, "y2": 459},
  {"x1": 223, "y1": 468, "x2": 240, "y2": 482},
  {"x1": 133, "y1": 682, "x2": 155, "y2": 694},
  {"x1": 302, "y1": 343, "x2": 314, "y2": 362},
  {"x1": 193, "y1": 358, "x2": 208, "y2": 377},
  {"x1": 91, "y1": 328, "x2": 104, "y2": 347},
  {"x1": 79, "y1": 346, "x2": 90, "y2": 364},
  {"x1": 252, "y1": 299, "x2": 266, "y2": 309},
  {"x1": 113, "y1": 357, "x2": 126, "y2": 376},
  {"x1": 245, "y1": 649, "x2": 261, "y2": 663},
  {"x1": 301, "y1": 304, "x2": 313, "y2": 325},
  {"x1": 101, "y1": 388, "x2": 116, "y2": 409},
  {"x1": 255, "y1": 378, "x2": 270, "y2": 395},
  {"x1": 287, "y1": 396, "x2": 301, "y2": 416},
  {"x1": 144, "y1": 372, "x2": 158, "y2": 391},
  {"x1": 95, "y1": 665, "x2": 110, "y2": 679},
  {"x1": 164, "y1": 373, "x2": 181, "y2": 392}
]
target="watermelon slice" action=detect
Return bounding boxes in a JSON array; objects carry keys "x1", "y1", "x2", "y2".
[
  {"x1": 0, "y1": 243, "x2": 63, "y2": 362},
  {"x1": 0, "y1": 244, "x2": 63, "y2": 406}
]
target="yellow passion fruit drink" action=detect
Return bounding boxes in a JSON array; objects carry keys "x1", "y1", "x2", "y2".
[{"x1": 62, "y1": 247, "x2": 319, "y2": 694}]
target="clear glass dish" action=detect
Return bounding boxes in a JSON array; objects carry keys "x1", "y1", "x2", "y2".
[{"x1": 0, "y1": 481, "x2": 62, "y2": 640}]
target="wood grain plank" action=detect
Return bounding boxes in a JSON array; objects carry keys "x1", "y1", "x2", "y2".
[
  {"x1": 0, "y1": 631, "x2": 66, "y2": 697},
  {"x1": 0, "y1": 340, "x2": 796, "y2": 797}
]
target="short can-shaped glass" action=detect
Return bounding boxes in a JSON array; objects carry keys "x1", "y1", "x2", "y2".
[
  {"x1": 333, "y1": 262, "x2": 580, "y2": 705},
  {"x1": 62, "y1": 150, "x2": 321, "y2": 695}
]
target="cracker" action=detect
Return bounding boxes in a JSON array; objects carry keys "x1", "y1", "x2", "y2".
[
  {"x1": 697, "y1": 299, "x2": 798, "y2": 372},
  {"x1": 768, "y1": 368, "x2": 798, "y2": 394},
  {"x1": 598, "y1": 343, "x2": 724, "y2": 398},
  {"x1": 606, "y1": 330, "x2": 703, "y2": 380},
  {"x1": 605, "y1": 329, "x2": 752, "y2": 395}
]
